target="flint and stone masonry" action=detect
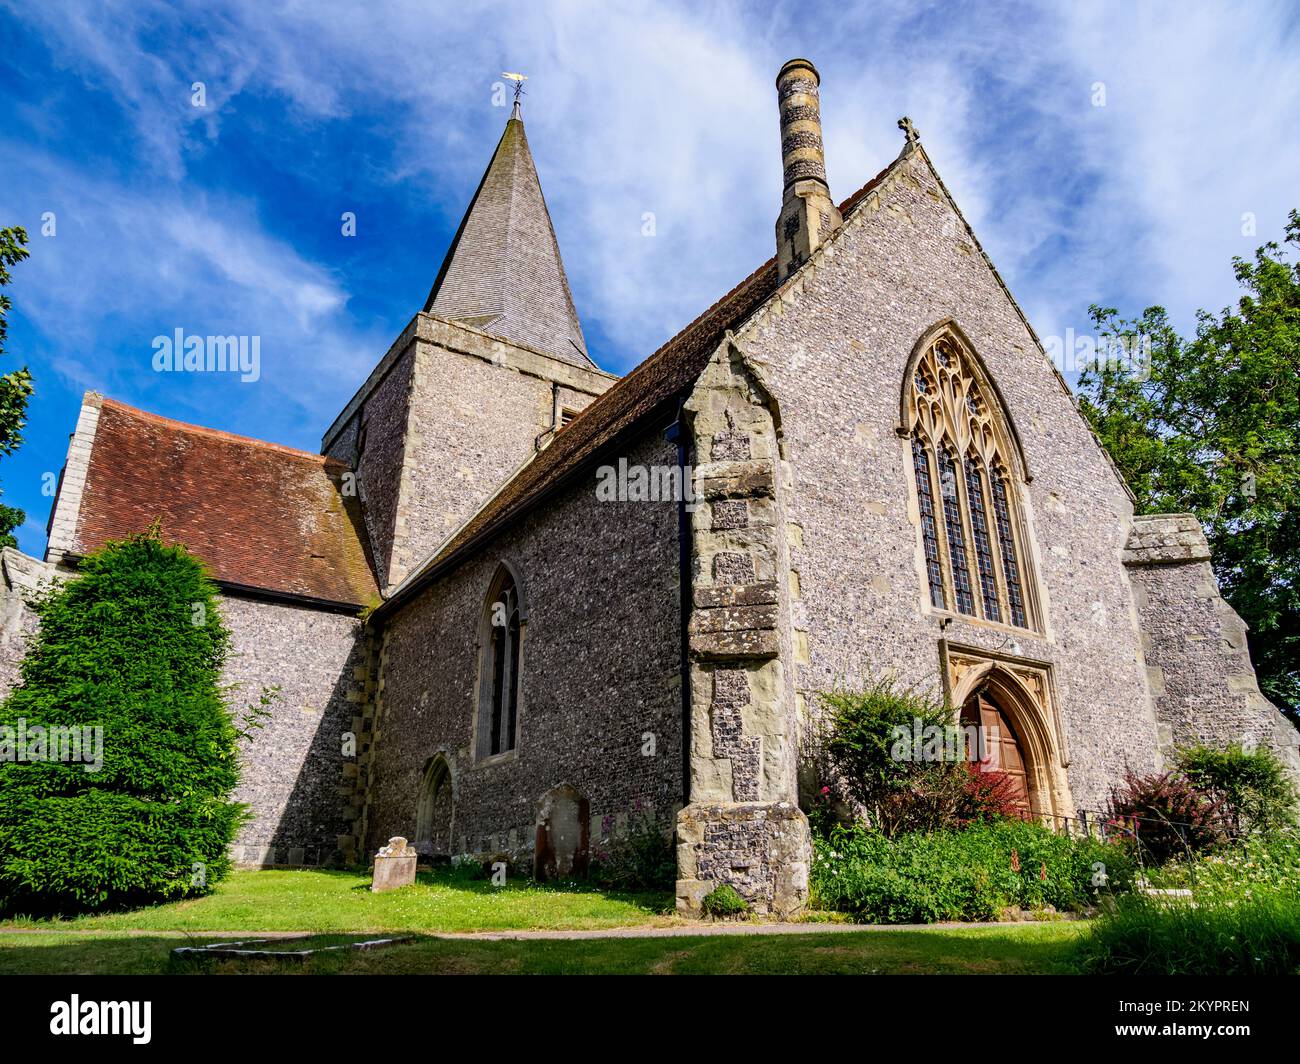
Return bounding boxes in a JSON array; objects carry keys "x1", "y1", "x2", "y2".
[
  {"x1": 1, "y1": 59, "x2": 1291, "y2": 911},
  {"x1": 675, "y1": 341, "x2": 809, "y2": 916}
]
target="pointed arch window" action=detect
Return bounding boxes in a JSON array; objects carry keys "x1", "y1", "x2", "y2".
[
  {"x1": 905, "y1": 329, "x2": 1035, "y2": 630},
  {"x1": 477, "y1": 566, "x2": 523, "y2": 758}
]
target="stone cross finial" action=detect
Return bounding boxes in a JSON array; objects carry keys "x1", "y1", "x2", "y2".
[{"x1": 898, "y1": 116, "x2": 920, "y2": 147}]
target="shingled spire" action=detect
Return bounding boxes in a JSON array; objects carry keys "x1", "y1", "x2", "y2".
[{"x1": 424, "y1": 102, "x2": 593, "y2": 367}]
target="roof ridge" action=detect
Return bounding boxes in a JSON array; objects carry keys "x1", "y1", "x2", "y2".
[
  {"x1": 98, "y1": 397, "x2": 343, "y2": 468},
  {"x1": 374, "y1": 154, "x2": 905, "y2": 618}
]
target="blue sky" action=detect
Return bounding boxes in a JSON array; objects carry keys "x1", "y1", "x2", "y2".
[{"x1": 1, "y1": 0, "x2": 1297, "y2": 558}]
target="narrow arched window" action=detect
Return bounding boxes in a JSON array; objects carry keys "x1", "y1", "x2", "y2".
[
  {"x1": 479, "y1": 567, "x2": 522, "y2": 757},
  {"x1": 906, "y1": 330, "x2": 1034, "y2": 629}
]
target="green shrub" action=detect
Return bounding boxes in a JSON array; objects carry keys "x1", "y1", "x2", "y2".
[
  {"x1": 0, "y1": 530, "x2": 247, "y2": 914},
  {"x1": 701, "y1": 883, "x2": 748, "y2": 918},
  {"x1": 811, "y1": 819, "x2": 1135, "y2": 923},
  {"x1": 588, "y1": 805, "x2": 675, "y2": 891},
  {"x1": 1176, "y1": 743, "x2": 1298, "y2": 837},
  {"x1": 813, "y1": 680, "x2": 1019, "y2": 836},
  {"x1": 1078, "y1": 889, "x2": 1300, "y2": 975}
]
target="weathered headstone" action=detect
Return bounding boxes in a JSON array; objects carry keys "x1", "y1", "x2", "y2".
[
  {"x1": 371, "y1": 836, "x2": 418, "y2": 892},
  {"x1": 534, "y1": 783, "x2": 589, "y2": 881}
]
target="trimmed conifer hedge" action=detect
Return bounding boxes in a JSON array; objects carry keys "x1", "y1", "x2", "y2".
[{"x1": 0, "y1": 529, "x2": 246, "y2": 914}]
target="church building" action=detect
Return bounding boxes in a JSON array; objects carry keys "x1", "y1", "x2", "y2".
[{"x1": 8, "y1": 60, "x2": 1295, "y2": 915}]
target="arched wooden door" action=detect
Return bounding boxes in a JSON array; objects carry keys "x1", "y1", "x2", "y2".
[{"x1": 961, "y1": 691, "x2": 1032, "y2": 816}]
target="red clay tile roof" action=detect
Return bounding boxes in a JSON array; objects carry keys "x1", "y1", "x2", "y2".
[
  {"x1": 74, "y1": 398, "x2": 378, "y2": 608},
  {"x1": 379, "y1": 156, "x2": 902, "y2": 616}
]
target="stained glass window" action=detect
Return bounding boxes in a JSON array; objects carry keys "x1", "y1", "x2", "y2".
[
  {"x1": 938, "y1": 447, "x2": 975, "y2": 615},
  {"x1": 965, "y1": 456, "x2": 1001, "y2": 622},
  {"x1": 912, "y1": 436, "x2": 946, "y2": 608},
  {"x1": 906, "y1": 328, "x2": 1034, "y2": 630},
  {"x1": 990, "y1": 468, "x2": 1027, "y2": 628}
]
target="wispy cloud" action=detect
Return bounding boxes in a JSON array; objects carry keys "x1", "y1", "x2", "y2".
[{"x1": 0, "y1": 0, "x2": 1296, "y2": 558}]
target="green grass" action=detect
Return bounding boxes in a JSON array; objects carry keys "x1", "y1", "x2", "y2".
[
  {"x1": 1077, "y1": 890, "x2": 1300, "y2": 975},
  {"x1": 0, "y1": 865, "x2": 1089, "y2": 974},
  {"x1": 0, "y1": 924, "x2": 1085, "y2": 975},
  {"x1": 0, "y1": 867, "x2": 675, "y2": 934},
  {"x1": 185, "y1": 933, "x2": 410, "y2": 953}
]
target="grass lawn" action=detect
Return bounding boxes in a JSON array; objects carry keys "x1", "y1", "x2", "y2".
[
  {"x1": 0, "y1": 866, "x2": 1086, "y2": 974},
  {"x1": 0, "y1": 867, "x2": 676, "y2": 934},
  {"x1": 0, "y1": 925, "x2": 1084, "y2": 975}
]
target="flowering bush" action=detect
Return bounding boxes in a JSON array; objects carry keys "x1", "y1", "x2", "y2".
[
  {"x1": 810, "y1": 681, "x2": 1023, "y2": 836},
  {"x1": 1175, "y1": 743, "x2": 1297, "y2": 838},
  {"x1": 1107, "y1": 768, "x2": 1228, "y2": 865}
]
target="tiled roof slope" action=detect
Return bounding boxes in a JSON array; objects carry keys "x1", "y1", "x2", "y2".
[
  {"x1": 424, "y1": 109, "x2": 593, "y2": 367},
  {"x1": 380, "y1": 156, "x2": 900, "y2": 615},
  {"x1": 74, "y1": 398, "x2": 378, "y2": 607}
]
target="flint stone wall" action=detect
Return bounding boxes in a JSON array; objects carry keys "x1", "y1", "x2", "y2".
[
  {"x1": 732, "y1": 147, "x2": 1163, "y2": 812},
  {"x1": 363, "y1": 426, "x2": 683, "y2": 865},
  {"x1": 1123, "y1": 513, "x2": 1300, "y2": 776},
  {"x1": 221, "y1": 594, "x2": 368, "y2": 867}
]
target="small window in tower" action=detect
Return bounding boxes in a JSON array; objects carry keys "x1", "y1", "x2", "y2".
[{"x1": 559, "y1": 408, "x2": 579, "y2": 429}]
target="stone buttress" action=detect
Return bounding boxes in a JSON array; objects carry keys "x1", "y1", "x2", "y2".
[
  {"x1": 1124, "y1": 513, "x2": 1300, "y2": 776},
  {"x1": 675, "y1": 337, "x2": 810, "y2": 917}
]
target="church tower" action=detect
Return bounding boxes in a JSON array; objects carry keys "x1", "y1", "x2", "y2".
[
  {"x1": 323, "y1": 98, "x2": 616, "y2": 592},
  {"x1": 423, "y1": 99, "x2": 593, "y2": 367}
]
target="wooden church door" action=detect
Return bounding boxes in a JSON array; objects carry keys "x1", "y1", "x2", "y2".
[{"x1": 961, "y1": 691, "x2": 1032, "y2": 816}]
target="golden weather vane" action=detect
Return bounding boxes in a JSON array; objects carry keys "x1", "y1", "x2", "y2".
[{"x1": 501, "y1": 72, "x2": 528, "y2": 108}]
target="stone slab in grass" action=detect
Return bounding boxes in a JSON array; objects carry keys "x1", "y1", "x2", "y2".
[{"x1": 173, "y1": 934, "x2": 415, "y2": 962}]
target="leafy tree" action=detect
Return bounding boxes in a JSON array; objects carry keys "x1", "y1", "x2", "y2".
[
  {"x1": 1077, "y1": 210, "x2": 1300, "y2": 716},
  {"x1": 0, "y1": 528, "x2": 246, "y2": 914},
  {"x1": 0, "y1": 226, "x2": 34, "y2": 549}
]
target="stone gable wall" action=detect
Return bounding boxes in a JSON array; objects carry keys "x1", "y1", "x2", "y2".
[
  {"x1": 733, "y1": 148, "x2": 1162, "y2": 812},
  {"x1": 363, "y1": 426, "x2": 683, "y2": 864}
]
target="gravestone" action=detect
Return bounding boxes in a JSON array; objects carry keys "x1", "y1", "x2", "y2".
[
  {"x1": 371, "y1": 837, "x2": 418, "y2": 892},
  {"x1": 534, "y1": 783, "x2": 589, "y2": 881}
]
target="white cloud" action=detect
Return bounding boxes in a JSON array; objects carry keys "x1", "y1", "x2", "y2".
[{"x1": 4, "y1": 0, "x2": 1297, "y2": 377}]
